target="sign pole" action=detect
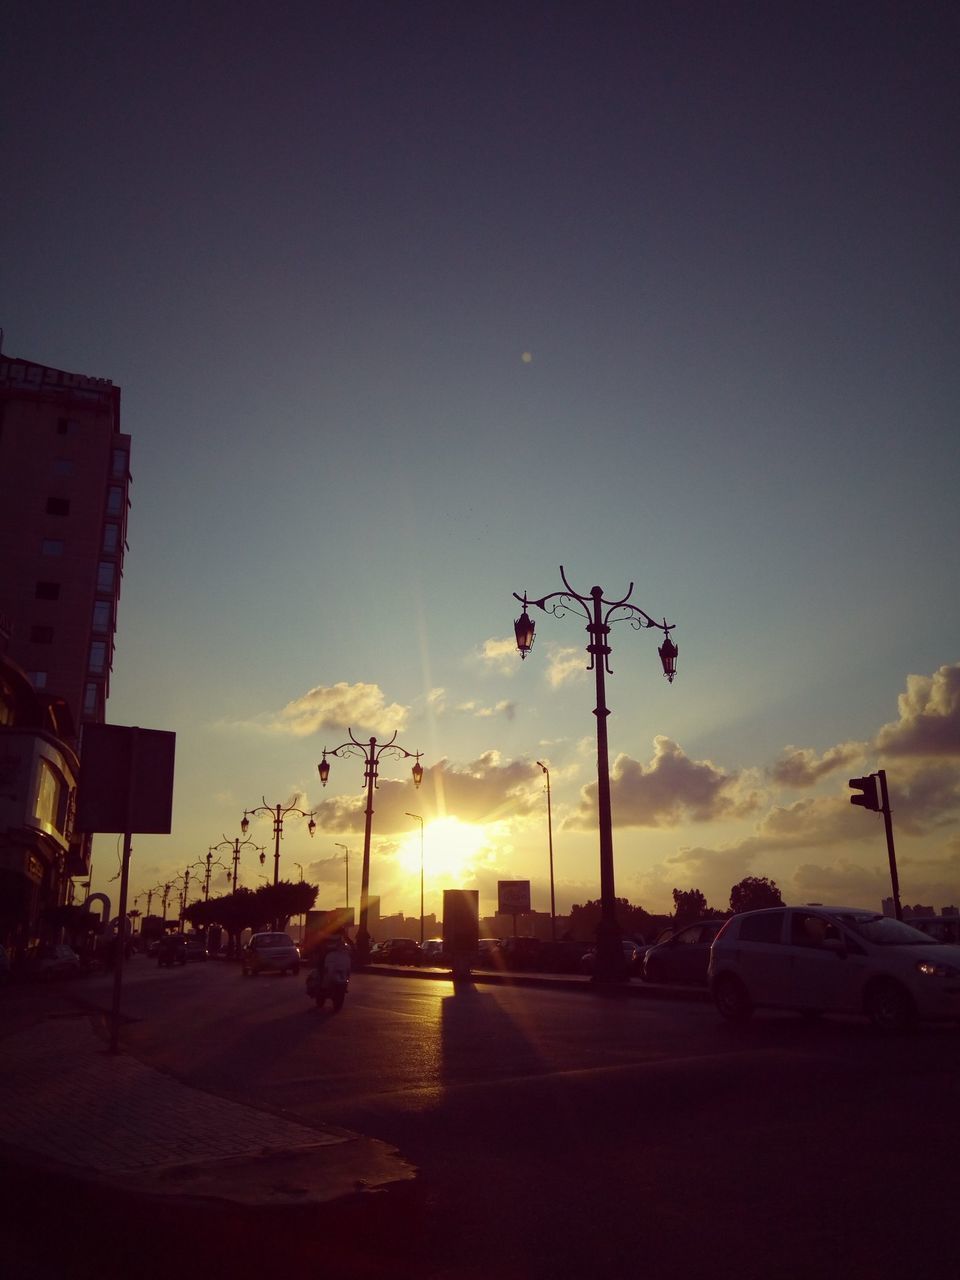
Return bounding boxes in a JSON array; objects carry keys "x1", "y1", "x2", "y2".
[
  {"x1": 108, "y1": 727, "x2": 138, "y2": 1054},
  {"x1": 877, "y1": 769, "x2": 902, "y2": 922}
]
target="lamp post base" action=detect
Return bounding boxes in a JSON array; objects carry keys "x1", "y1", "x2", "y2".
[{"x1": 592, "y1": 918, "x2": 628, "y2": 985}]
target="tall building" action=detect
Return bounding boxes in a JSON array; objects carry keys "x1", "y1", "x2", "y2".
[
  {"x1": 0, "y1": 351, "x2": 130, "y2": 736},
  {"x1": 0, "y1": 349, "x2": 131, "y2": 936}
]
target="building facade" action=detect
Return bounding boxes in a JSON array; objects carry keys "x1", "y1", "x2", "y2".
[{"x1": 0, "y1": 351, "x2": 130, "y2": 932}]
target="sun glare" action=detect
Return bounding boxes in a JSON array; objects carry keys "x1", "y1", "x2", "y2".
[{"x1": 398, "y1": 816, "x2": 490, "y2": 887}]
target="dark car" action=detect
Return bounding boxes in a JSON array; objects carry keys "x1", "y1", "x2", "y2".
[
  {"x1": 641, "y1": 919, "x2": 726, "y2": 986},
  {"x1": 157, "y1": 934, "x2": 188, "y2": 967},
  {"x1": 499, "y1": 936, "x2": 542, "y2": 971},
  {"x1": 371, "y1": 938, "x2": 424, "y2": 966},
  {"x1": 22, "y1": 943, "x2": 81, "y2": 979}
]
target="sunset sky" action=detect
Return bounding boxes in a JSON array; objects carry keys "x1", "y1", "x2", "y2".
[{"x1": 3, "y1": 1, "x2": 958, "y2": 925}]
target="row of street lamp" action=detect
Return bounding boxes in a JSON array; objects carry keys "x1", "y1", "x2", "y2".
[{"x1": 138, "y1": 569, "x2": 677, "y2": 981}]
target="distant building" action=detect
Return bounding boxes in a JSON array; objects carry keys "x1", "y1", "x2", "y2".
[{"x1": 0, "y1": 350, "x2": 130, "y2": 898}]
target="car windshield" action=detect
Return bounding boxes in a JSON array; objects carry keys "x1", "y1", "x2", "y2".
[
  {"x1": 259, "y1": 934, "x2": 292, "y2": 945},
  {"x1": 837, "y1": 913, "x2": 937, "y2": 946}
]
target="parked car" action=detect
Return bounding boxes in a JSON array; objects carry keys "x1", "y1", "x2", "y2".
[
  {"x1": 370, "y1": 938, "x2": 424, "y2": 966},
  {"x1": 421, "y1": 938, "x2": 444, "y2": 963},
  {"x1": 242, "y1": 932, "x2": 300, "y2": 976},
  {"x1": 641, "y1": 919, "x2": 726, "y2": 986},
  {"x1": 476, "y1": 937, "x2": 504, "y2": 968},
  {"x1": 709, "y1": 905, "x2": 960, "y2": 1032},
  {"x1": 580, "y1": 939, "x2": 646, "y2": 975},
  {"x1": 538, "y1": 939, "x2": 591, "y2": 974},
  {"x1": 183, "y1": 935, "x2": 208, "y2": 962},
  {"x1": 499, "y1": 936, "x2": 542, "y2": 971},
  {"x1": 22, "y1": 943, "x2": 81, "y2": 979},
  {"x1": 157, "y1": 934, "x2": 188, "y2": 967}
]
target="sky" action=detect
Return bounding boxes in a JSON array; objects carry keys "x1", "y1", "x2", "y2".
[{"x1": 3, "y1": 0, "x2": 959, "y2": 925}]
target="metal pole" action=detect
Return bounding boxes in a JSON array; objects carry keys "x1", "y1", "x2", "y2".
[
  {"x1": 357, "y1": 740, "x2": 378, "y2": 963},
  {"x1": 336, "y1": 843, "x2": 349, "y2": 909},
  {"x1": 273, "y1": 805, "x2": 282, "y2": 887},
  {"x1": 109, "y1": 726, "x2": 138, "y2": 1055},
  {"x1": 538, "y1": 763, "x2": 556, "y2": 942},
  {"x1": 877, "y1": 770, "x2": 902, "y2": 921},
  {"x1": 588, "y1": 587, "x2": 620, "y2": 980}
]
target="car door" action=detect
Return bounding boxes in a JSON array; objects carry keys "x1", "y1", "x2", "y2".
[{"x1": 732, "y1": 910, "x2": 790, "y2": 1005}]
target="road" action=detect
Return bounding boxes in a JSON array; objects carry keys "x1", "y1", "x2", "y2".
[{"x1": 18, "y1": 959, "x2": 960, "y2": 1277}]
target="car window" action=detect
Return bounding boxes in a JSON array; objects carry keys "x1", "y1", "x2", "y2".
[
  {"x1": 790, "y1": 912, "x2": 843, "y2": 947},
  {"x1": 676, "y1": 927, "x2": 699, "y2": 945},
  {"x1": 839, "y1": 915, "x2": 937, "y2": 946},
  {"x1": 738, "y1": 911, "x2": 785, "y2": 943}
]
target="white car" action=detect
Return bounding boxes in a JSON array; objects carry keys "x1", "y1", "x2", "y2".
[
  {"x1": 241, "y1": 932, "x2": 300, "y2": 977},
  {"x1": 709, "y1": 905, "x2": 960, "y2": 1032}
]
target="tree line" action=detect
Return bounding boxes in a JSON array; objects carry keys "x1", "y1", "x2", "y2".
[{"x1": 567, "y1": 876, "x2": 784, "y2": 940}]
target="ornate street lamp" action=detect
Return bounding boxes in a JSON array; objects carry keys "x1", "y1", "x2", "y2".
[
  {"x1": 240, "y1": 797, "x2": 317, "y2": 887},
  {"x1": 212, "y1": 833, "x2": 266, "y2": 894},
  {"x1": 318, "y1": 729, "x2": 424, "y2": 964},
  {"x1": 513, "y1": 567, "x2": 677, "y2": 983}
]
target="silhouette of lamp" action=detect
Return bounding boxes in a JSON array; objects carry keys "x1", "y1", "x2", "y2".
[
  {"x1": 318, "y1": 729, "x2": 423, "y2": 964},
  {"x1": 513, "y1": 567, "x2": 677, "y2": 984}
]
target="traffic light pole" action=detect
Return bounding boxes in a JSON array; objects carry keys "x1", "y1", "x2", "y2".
[{"x1": 877, "y1": 769, "x2": 902, "y2": 921}]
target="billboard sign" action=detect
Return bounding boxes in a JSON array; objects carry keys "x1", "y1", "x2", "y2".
[{"x1": 498, "y1": 880, "x2": 531, "y2": 915}]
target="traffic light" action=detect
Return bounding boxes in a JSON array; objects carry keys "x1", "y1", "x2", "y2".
[{"x1": 849, "y1": 775, "x2": 880, "y2": 812}]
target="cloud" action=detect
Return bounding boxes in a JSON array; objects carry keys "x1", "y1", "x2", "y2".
[
  {"x1": 567, "y1": 737, "x2": 761, "y2": 829},
  {"x1": 874, "y1": 664, "x2": 960, "y2": 757},
  {"x1": 267, "y1": 682, "x2": 410, "y2": 738},
  {"x1": 769, "y1": 742, "x2": 866, "y2": 787},
  {"x1": 311, "y1": 750, "x2": 539, "y2": 835},
  {"x1": 455, "y1": 699, "x2": 517, "y2": 720},
  {"x1": 546, "y1": 646, "x2": 587, "y2": 688},
  {"x1": 478, "y1": 636, "x2": 519, "y2": 674}
]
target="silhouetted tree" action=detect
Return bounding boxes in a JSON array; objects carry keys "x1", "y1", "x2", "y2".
[
  {"x1": 567, "y1": 897, "x2": 658, "y2": 942},
  {"x1": 671, "y1": 888, "x2": 709, "y2": 925},
  {"x1": 729, "y1": 876, "x2": 783, "y2": 914}
]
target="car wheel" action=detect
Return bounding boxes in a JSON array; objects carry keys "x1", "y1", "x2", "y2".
[
  {"x1": 865, "y1": 980, "x2": 915, "y2": 1033},
  {"x1": 714, "y1": 974, "x2": 753, "y2": 1022}
]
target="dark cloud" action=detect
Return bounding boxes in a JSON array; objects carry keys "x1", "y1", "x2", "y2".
[
  {"x1": 567, "y1": 737, "x2": 760, "y2": 829},
  {"x1": 769, "y1": 742, "x2": 865, "y2": 787}
]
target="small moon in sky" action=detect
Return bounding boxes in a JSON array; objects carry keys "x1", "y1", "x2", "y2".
[{"x1": 521, "y1": 351, "x2": 533, "y2": 363}]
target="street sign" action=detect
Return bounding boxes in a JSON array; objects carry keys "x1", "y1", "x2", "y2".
[
  {"x1": 498, "y1": 880, "x2": 531, "y2": 915},
  {"x1": 76, "y1": 724, "x2": 176, "y2": 833}
]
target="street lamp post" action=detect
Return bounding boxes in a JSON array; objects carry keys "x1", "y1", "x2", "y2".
[
  {"x1": 241, "y1": 798, "x2": 317, "y2": 887},
  {"x1": 335, "y1": 843, "x2": 350, "y2": 909},
  {"x1": 202, "y1": 849, "x2": 228, "y2": 901},
  {"x1": 513, "y1": 567, "x2": 677, "y2": 983},
  {"x1": 536, "y1": 762, "x2": 557, "y2": 942},
  {"x1": 175, "y1": 863, "x2": 204, "y2": 929},
  {"x1": 318, "y1": 729, "x2": 424, "y2": 964},
  {"x1": 405, "y1": 812, "x2": 425, "y2": 945},
  {"x1": 213, "y1": 833, "x2": 266, "y2": 894}
]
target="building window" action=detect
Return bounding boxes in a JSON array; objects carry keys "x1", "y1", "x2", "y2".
[
  {"x1": 106, "y1": 486, "x2": 124, "y2": 517},
  {"x1": 111, "y1": 448, "x2": 129, "y2": 479},
  {"x1": 30, "y1": 625, "x2": 54, "y2": 644},
  {"x1": 83, "y1": 682, "x2": 100, "y2": 717},
  {"x1": 89, "y1": 640, "x2": 107, "y2": 674},
  {"x1": 46, "y1": 496, "x2": 70, "y2": 516},
  {"x1": 96, "y1": 561, "x2": 115, "y2": 591},
  {"x1": 36, "y1": 757, "x2": 69, "y2": 834},
  {"x1": 102, "y1": 523, "x2": 120, "y2": 554},
  {"x1": 41, "y1": 538, "x2": 64, "y2": 556},
  {"x1": 54, "y1": 459, "x2": 74, "y2": 477},
  {"x1": 27, "y1": 672, "x2": 49, "y2": 689},
  {"x1": 35, "y1": 581, "x2": 61, "y2": 600},
  {"x1": 92, "y1": 600, "x2": 111, "y2": 633}
]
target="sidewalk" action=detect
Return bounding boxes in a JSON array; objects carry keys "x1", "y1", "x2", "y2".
[{"x1": 0, "y1": 983, "x2": 422, "y2": 1278}]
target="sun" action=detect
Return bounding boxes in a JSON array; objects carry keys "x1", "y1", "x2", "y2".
[{"x1": 398, "y1": 816, "x2": 490, "y2": 887}]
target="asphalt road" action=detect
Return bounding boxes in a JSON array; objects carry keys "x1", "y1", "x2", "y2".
[{"x1": 17, "y1": 960, "x2": 960, "y2": 1277}]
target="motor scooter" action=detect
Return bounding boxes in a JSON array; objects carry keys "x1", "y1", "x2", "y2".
[{"x1": 305, "y1": 966, "x2": 349, "y2": 1011}]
